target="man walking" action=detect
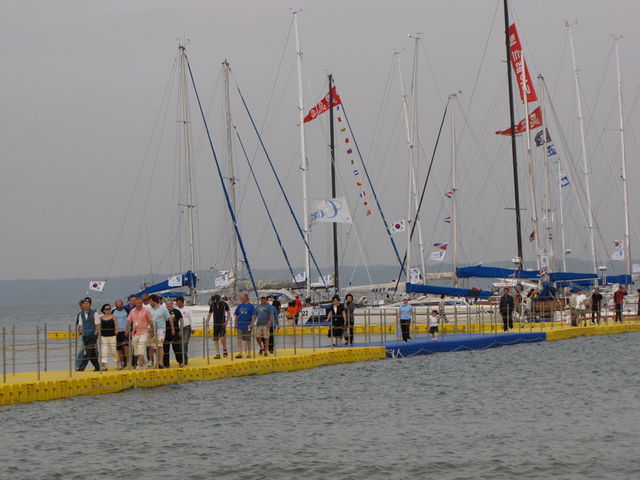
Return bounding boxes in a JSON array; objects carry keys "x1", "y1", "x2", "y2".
[
  {"x1": 205, "y1": 294, "x2": 230, "y2": 359},
  {"x1": 113, "y1": 299, "x2": 130, "y2": 369},
  {"x1": 234, "y1": 293, "x2": 256, "y2": 358},
  {"x1": 175, "y1": 296, "x2": 193, "y2": 365},
  {"x1": 126, "y1": 296, "x2": 154, "y2": 369},
  {"x1": 76, "y1": 297, "x2": 101, "y2": 371},
  {"x1": 499, "y1": 288, "x2": 515, "y2": 332},
  {"x1": 591, "y1": 287, "x2": 603, "y2": 325},
  {"x1": 253, "y1": 294, "x2": 274, "y2": 356},
  {"x1": 613, "y1": 285, "x2": 627, "y2": 323},
  {"x1": 163, "y1": 300, "x2": 183, "y2": 368}
]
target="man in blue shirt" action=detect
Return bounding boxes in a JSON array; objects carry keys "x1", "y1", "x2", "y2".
[
  {"x1": 253, "y1": 294, "x2": 274, "y2": 356},
  {"x1": 113, "y1": 298, "x2": 130, "y2": 369},
  {"x1": 76, "y1": 297, "x2": 101, "y2": 371},
  {"x1": 234, "y1": 292, "x2": 256, "y2": 358}
]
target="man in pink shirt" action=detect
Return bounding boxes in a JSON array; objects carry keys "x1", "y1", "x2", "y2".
[{"x1": 126, "y1": 297, "x2": 154, "y2": 369}]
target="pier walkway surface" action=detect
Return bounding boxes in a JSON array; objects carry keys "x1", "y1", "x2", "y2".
[{"x1": 1, "y1": 321, "x2": 639, "y2": 407}]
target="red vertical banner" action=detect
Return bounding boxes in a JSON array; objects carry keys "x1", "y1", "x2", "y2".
[{"x1": 509, "y1": 23, "x2": 537, "y2": 103}]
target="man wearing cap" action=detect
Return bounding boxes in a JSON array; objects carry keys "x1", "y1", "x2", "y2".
[
  {"x1": 76, "y1": 297, "x2": 101, "y2": 371},
  {"x1": 253, "y1": 294, "x2": 274, "y2": 356},
  {"x1": 205, "y1": 294, "x2": 230, "y2": 359}
]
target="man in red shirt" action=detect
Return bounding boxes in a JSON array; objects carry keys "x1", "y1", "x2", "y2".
[{"x1": 613, "y1": 285, "x2": 627, "y2": 323}]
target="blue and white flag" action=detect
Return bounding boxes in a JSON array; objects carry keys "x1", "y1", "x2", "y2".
[
  {"x1": 409, "y1": 267, "x2": 421, "y2": 283},
  {"x1": 612, "y1": 250, "x2": 624, "y2": 261},
  {"x1": 294, "y1": 271, "x2": 306, "y2": 283},
  {"x1": 560, "y1": 174, "x2": 570, "y2": 187},
  {"x1": 309, "y1": 197, "x2": 352, "y2": 224},
  {"x1": 547, "y1": 144, "x2": 557, "y2": 156},
  {"x1": 430, "y1": 250, "x2": 446, "y2": 262},
  {"x1": 89, "y1": 281, "x2": 106, "y2": 292},
  {"x1": 214, "y1": 272, "x2": 230, "y2": 288}
]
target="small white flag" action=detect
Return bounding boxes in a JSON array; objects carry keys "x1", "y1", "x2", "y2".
[
  {"x1": 390, "y1": 220, "x2": 406, "y2": 233},
  {"x1": 214, "y1": 273, "x2": 230, "y2": 288},
  {"x1": 409, "y1": 267, "x2": 421, "y2": 283},
  {"x1": 309, "y1": 197, "x2": 352, "y2": 224},
  {"x1": 612, "y1": 250, "x2": 625, "y2": 261},
  {"x1": 632, "y1": 264, "x2": 640, "y2": 274},
  {"x1": 430, "y1": 250, "x2": 446, "y2": 262},
  {"x1": 168, "y1": 275, "x2": 183, "y2": 287},
  {"x1": 294, "y1": 271, "x2": 306, "y2": 283},
  {"x1": 89, "y1": 281, "x2": 106, "y2": 292}
]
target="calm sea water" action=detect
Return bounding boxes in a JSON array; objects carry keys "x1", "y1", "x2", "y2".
[{"x1": 1, "y1": 305, "x2": 639, "y2": 479}]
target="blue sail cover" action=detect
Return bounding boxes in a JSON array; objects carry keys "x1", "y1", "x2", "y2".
[
  {"x1": 134, "y1": 271, "x2": 197, "y2": 297},
  {"x1": 603, "y1": 274, "x2": 632, "y2": 285},
  {"x1": 547, "y1": 272, "x2": 597, "y2": 282},
  {"x1": 405, "y1": 283, "x2": 493, "y2": 298},
  {"x1": 456, "y1": 265, "x2": 540, "y2": 279}
]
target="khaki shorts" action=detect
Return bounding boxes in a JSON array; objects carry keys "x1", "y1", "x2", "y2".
[
  {"x1": 253, "y1": 325, "x2": 270, "y2": 338},
  {"x1": 132, "y1": 333, "x2": 149, "y2": 356}
]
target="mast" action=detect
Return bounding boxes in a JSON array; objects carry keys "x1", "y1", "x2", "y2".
[
  {"x1": 178, "y1": 45, "x2": 197, "y2": 304},
  {"x1": 538, "y1": 75, "x2": 554, "y2": 272},
  {"x1": 566, "y1": 21, "x2": 598, "y2": 276},
  {"x1": 223, "y1": 60, "x2": 240, "y2": 299},
  {"x1": 503, "y1": 0, "x2": 524, "y2": 267},
  {"x1": 449, "y1": 93, "x2": 460, "y2": 285},
  {"x1": 328, "y1": 74, "x2": 339, "y2": 293},
  {"x1": 614, "y1": 36, "x2": 632, "y2": 288},
  {"x1": 293, "y1": 11, "x2": 311, "y2": 297}
]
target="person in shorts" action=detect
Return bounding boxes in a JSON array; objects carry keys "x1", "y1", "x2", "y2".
[
  {"x1": 428, "y1": 310, "x2": 439, "y2": 341},
  {"x1": 234, "y1": 292, "x2": 256, "y2": 358},
  {"x1": 206, "y1": 294, "x2": 230, "y2": 359},
  {"x1": 148, "y1": 294, "x2": 171, "y2": 367},
  {"x1": 126, "y1": 297, "x2": 154, "y2": 369},
  {"x1": 253, "y1": 294, "x2": 274, "y2": 356}
]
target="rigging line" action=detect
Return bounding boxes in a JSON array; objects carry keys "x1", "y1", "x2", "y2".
[
  {"x1": 234, "y1": 125, "x2": 297, "y2": 282},
  {"x1": 340, "y1": 101, "x2": 405, "y2": 274},
  {"x1": 106, "y1": 53, "x2": 179, "y2": 281},
  {"x1": 393, "y1": 100, "x2": 449, "y2": 292},
  {"x1": 185, "y1": 54, "x2": 259, "y2": 297},
  {"x1": 233, "y1": 81, "x2": 327, "y2": 287}
]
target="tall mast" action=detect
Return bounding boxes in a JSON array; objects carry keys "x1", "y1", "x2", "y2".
[
  {"x1": 538, "y1": 75, "x2": 554, "y2": 272},
  {"x1": 503, "y1": 0, "x2": 524, "y2": 267},
  {"x1": 223, "y1": 60, "x2": 240, "y2": 299},
  {"x1": 566, "y1": 21, "x2": 598, "y2": 276},
  {"x1": 449, "y1": 93, "x2": 460, "y2": 285},
  {"x1": 178, "y1": 45, "x2": 197, "y2": 304},
  {"x1": 328, "y1": 74, "x2": 339, "y2": 293},
  {"x1": 614, "y1": 36, "x2": 632, "y2": 288},
  {"x1": 293, "y1": 11, "x2": 311, "y2": 297}
]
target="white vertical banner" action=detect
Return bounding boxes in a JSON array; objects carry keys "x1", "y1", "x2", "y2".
[
  {"x1": 309, "y1": 197, "x2": 352, "y2": 224},
  {"x1": 409, "y1": 267, "x2": 421, "y2": 283}
]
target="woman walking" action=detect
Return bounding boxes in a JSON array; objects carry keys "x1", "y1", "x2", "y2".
[
  {"x1": 96, "y1": 303, "x2": 119, "y2": 371},
  {"x1": 326, "y1": 295, "x2": 346, "y2": 347},
  {"x1": 343, "y1": 293, "x2": 356, "y2": 346}
]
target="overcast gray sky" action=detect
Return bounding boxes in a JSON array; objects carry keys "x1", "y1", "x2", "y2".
[{"x1": 1, "y1": 0, "x2": 639, "y2": 282}]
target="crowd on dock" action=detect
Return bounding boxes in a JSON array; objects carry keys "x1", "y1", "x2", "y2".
[{"x1": 75, "y1": 292, "x2": 299, "y2": 371}]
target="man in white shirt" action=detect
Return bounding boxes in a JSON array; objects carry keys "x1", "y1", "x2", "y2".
[{"x1": 176, "y1": 296, "x2": 194, "y2": 365}]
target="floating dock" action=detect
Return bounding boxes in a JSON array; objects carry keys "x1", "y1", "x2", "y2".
[{"x1": 2, "y1": 321, "x2": 639, "y2": 407}]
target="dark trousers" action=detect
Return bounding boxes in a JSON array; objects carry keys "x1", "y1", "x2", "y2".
[
  {"x1": 615, "y1": 303, "x2": 623, "y2": 323},
  {"x1": 268, "y1": 326, "x2": 275, "y2": 353},
  {"x1": 77, "y1": 334, "x2": 100, "y2": 371},
  {"x1": 501, "y1": 312, "x2": 513, "y2": 331},
  {"x1": 163, "y1": 334, "x2": 184, "y2": 367},
  {"x1": 400, "y1": 319, "x2": 411, "y2": 341},
  {"x1": 591, "y1": 308, "x2": 601, "y2": 324},
  {"x1": 344, "y1": 323, "x2": 354, "y2": 345}
]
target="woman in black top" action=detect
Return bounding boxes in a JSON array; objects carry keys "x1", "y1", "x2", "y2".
[
  {"x1": 97, "y1": 304, "x2": 119, "y2": 370},
  {"x1": 344, "y1": 293, "x2": 356, "y2": 346},
  {"x1": 326, "y1": 295, "x2": 346, "y2": 347}
]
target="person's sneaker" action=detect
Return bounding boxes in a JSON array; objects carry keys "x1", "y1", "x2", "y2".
[{"x1": 214, "y1": 354, "x2": 221, "y2": 359}]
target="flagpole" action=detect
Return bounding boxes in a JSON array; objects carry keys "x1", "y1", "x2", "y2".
[
  {"x1": 328, "y1": 74, "x2": 339, "y2": 293},
  {"x1": 293, "y1": 11, "x2": 311, "y2": 298},
  {"x1": 538, "y1": 75, "x2": 554, "y2": 273},
  {"x1": 567, "y1": 21, "x2": 598, "y2": 279},
  {"x1": 614, "y1": 36, "x2": 631, "y2": 289},
  {"x1": 449, "y1": 93, "x2": 460, "y2": 286},
  {"x1": 503, "y1": 0, "x2": 524, "y2": 268}
]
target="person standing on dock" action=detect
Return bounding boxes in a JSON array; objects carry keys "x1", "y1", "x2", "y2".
[
  {"x1": 96, "y1": 303, "x2": 119, "y2": 371},
  {"x1": 396, "y1": 296, "x2": 413, "y2": 342},
  {"x1": 326, "y1": 295, "x2": 347, "y2": 347},
  {"x1": 253, "y1": 294, "x2": 274, "y2": 356},
  {"x1": 234, "y1": 293, "x2": 256, "y2": 358},
  {"x1": 575, "y1": 290, "x2": 588, "y2": 326},
  {"x1": 175, "y1": 296, "x2": 194, "y2": 365},
  {"x1": 294, "y1": 294, "x2": 303, "y2": 325},
  {"x1": 163, "y1": 300, "x2": 183, "y2": 368},
  {"x1": 438, "y1": 295, "x2": 448, "y2": 324},
  {"x1": 127, "y1": 296, "x2": 154, "y2": 369},
  {"x1": 591, "y1": 288, "x2": 603, "y2": 325},
  {"x1": 113, "y1": 299, "x2": 129, "y2": 369},
  {"x1": 344, "y1": 293, "x2": 356, "y2": 346},
  {"x1": 75, "y1": 297, "x2": 101, "y2": 371},
  {"x1": 206, "y1": 294, "x2": 230, "y2": 359},
  {"x1": 613, "y1": 285, "x2": 627, "y2": 323},
  {"x1": 499, "y1": 288, "x2": 515, "y2": 332},
  {"x1": 267, "y1": 296, "x2": 280, "y2": 354},
  {"x1": 148, "y1": 294, "x2": 171, "y2": 367},
  {"x1": 428, "y1": 310, "x2": 439, "y2": 341}
]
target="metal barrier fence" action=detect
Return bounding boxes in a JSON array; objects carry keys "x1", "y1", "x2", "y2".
[{"x1": 1, "y1": 299, "x2": 639, "y2": 382}]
